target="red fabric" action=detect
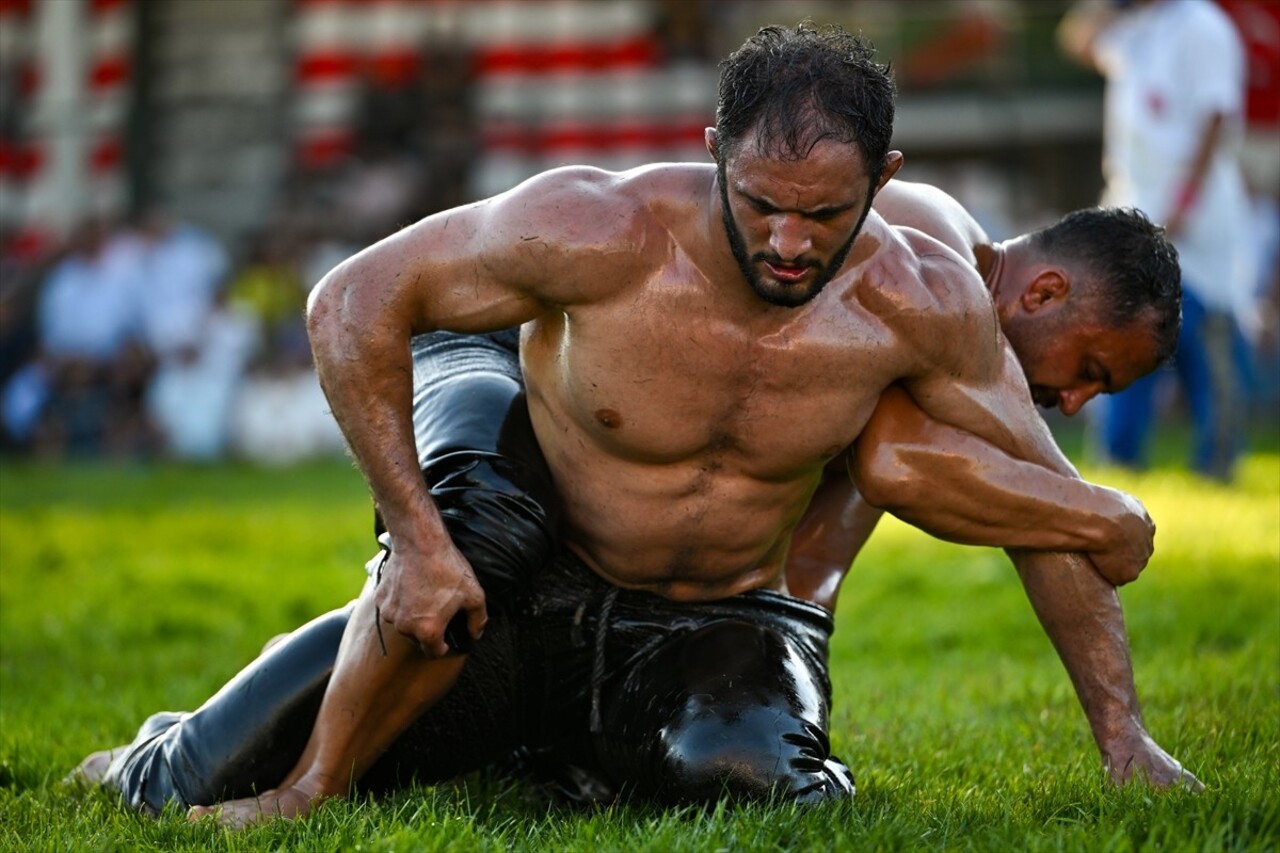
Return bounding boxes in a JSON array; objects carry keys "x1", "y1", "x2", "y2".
[
  {"x1": 297, "y1": 129, "x2": 356, "y2": 169},
  {"x1": 89, "y1": 136, "x2": 123, "y2": 173},
  {"x1": 296, "y1": 50, "x2": 361, "y2": 83},
  {"x1": 0, "y1": 138, "x2": 42, "y2": 178},
  {"x1": 475, "y1": 37, "x2": 660, "y2": 75},
  {"x1": 89, "y1": 55, "x2": 131, "y2": 90},
  {"x1": 1219, "y1": 0, "x2": 1280, "y2": 126}
]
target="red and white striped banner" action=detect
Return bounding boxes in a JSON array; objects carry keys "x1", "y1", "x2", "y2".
[{"x1": 2, "y1": 0, "x2": 133, "y2": 260}]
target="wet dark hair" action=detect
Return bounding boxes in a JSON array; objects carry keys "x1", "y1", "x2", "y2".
[
  {"x1": 1030, "y1": 207, "x2": 1182, "y2": 364},
  {"x1": 715, "y1": 22, "x2": 896, "y2": 179}
]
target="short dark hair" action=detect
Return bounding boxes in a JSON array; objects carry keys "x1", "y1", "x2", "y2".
[
  {"x1": 1030, "y1": 207, "x2": 1182, "y2": 364},
  {"x1": 715, "y1": 22, "x2": 896, "y2": 179}
]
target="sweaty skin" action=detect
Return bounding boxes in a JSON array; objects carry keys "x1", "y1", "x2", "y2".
[
  {"x1": 785, "y1": 180, "x2": 1161, "y2": 610},
  {"x1": 782, "y1": 179, "x2": 1196, "y2": 794},
  {"x1": 193, "y1": 137, "x2": 1195, "y2": 825}
]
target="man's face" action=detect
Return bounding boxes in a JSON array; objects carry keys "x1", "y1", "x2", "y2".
[
  {"x1": 1003, "y1": 309, "x2": 1160, "y2": 417},
  {"x1": 718, "y1": 138, "x2": 875, "y2": 308}
]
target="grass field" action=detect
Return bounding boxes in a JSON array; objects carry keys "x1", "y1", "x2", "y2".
[{"x1": 1, "y1": 429, "x2": 1277, "y2": 851}]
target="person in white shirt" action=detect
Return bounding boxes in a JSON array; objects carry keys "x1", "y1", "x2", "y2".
[
  {"x1": 1059, "y1": 0, "x2": 1256, "y2": 480},
  {"x1": 3, "y1": 220, "x2": 151, "y2": 454}
]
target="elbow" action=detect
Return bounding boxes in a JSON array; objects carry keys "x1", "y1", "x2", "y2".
[
  {"x1": 852, "y1": 442, "x2": 919, "y2": 512},
  {"x1": 305, "y1": 265, "x2": 347, "y2": 351}
]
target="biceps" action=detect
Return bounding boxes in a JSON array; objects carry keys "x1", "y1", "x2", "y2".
[{"x1": 904, "y1": 341, "x2": 1073, "y2": 475}]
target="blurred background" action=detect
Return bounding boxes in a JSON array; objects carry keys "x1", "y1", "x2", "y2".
[{"x1": 0, "y1": 0, "x2": 1275, "y2": 468}]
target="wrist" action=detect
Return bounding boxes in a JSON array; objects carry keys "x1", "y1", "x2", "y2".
[
  {"x1": 377, "y1": 499, "x2": 451, "y2": 554},
  {"x1": 1086, "y1": 696, "x2": 1147, "y2": 751}
]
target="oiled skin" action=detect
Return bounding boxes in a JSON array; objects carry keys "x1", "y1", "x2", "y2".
[
  {"x1": 785, "y1": 179, "x2": 1157, "y2": 610},
  {"x1": 190, "y1": 144, "x2": 1195, "y2": 826}
]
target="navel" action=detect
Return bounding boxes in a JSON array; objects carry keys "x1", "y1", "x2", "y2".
[{"x1": 595, "y1": 408, "x2": 623, "y2": 429}]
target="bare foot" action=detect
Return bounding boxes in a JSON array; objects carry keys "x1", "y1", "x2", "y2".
[
  {"x1": 188, "y1": 784, "x2": 326, "y2": 829},
  {"x1": 66, "y1": 746, "x2": 127, "y2": 785}
]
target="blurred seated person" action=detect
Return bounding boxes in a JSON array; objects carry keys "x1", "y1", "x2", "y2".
[{"x1": 3, "y1": 219, "x2": 153, "y2": 457}]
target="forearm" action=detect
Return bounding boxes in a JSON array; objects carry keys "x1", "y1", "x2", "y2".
[
  {"x1": 1007, "y1": 549, "x2": 1147, "y2": 754},
  {"x1": 306, "y1": 265, "x2": 449, "y2": 552},
  {"x1": 786, "y1": 470, "x2": 884, "y2": 610},
  {"x1": 862, "y1": 431, "x2": 1115, "y2": 553},
  {"x1": 1167, "y1": 113, "x2": 1224, "y2": 229},
  {"x1": 856, "y1": 382, "x2": 1116, "y2": 553}
]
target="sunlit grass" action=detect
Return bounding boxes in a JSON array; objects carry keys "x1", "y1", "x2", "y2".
[{"x1": 1, "y1": 432, "x2": 1276, "y2": 851}]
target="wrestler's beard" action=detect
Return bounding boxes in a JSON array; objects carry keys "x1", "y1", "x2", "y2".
[{"x1": 718, "y1": 165, "x2": 871, "y2": 309}]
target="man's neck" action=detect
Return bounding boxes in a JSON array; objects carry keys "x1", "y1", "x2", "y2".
[{"x1": 973, "y1": 241, "x2": 1005, "y2": 300}]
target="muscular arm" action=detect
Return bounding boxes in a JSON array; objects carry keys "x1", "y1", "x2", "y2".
[
  {"x1": 853, "y1": 384, "x2": 1153, "y2": 583},
  {"x1": 785, "y1": 381, "x2": 1151, "y2": 611},
  {"x1": 307, "y1": 168, "x2": 622, "y2": 653},
  {"x1": 1009, "y1": 549, "x2": 1198, "y2": 789},
  {"x1": 882, "y1": 247, "x2": 1197, "y2": 788},
  {"x1": 785, "y1": 458, "x2": 884, "y2": 612}
]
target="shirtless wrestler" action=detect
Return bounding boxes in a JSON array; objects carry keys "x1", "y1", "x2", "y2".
[
  {"x1": 787, "y1": 185, "x2": 1181, "y2": 610},
  {"x1": 81, "y1": 24, "x2": 1199, "y2": 825}
]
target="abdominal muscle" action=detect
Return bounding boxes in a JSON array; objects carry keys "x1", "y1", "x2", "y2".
[{"x1": 542, "y1": 434, "x2": 820, "y2": 601}]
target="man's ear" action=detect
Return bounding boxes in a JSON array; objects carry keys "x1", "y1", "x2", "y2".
[
  {"x1": 705, "y1": 128, "x2": 718, "y2": 162},
  {"x1": 1021, "y1": 268, "x2": 1071, "y2": 313},
  {"x1": 875, "y1": 150, "x2": 905, "y2": 193}
]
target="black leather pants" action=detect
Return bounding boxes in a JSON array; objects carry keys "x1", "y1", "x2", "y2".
[
  {"x1": 513, "y1": 549, "x2": 855, "y2": 805},
  {"x1": 102, "y1": 330, "x2": 556, "y2": 813},
  {"x1": 101, "y1": 330, "x2": 853, "y2": 812}
]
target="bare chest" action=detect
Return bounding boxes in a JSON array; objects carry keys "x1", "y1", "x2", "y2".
[{"x1": 527, "y1": 301, "x2": 902, "y2": 477}]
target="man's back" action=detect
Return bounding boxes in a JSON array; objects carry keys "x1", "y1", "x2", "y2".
[{"x1": 873, "y1": 180, "x2": 988, "y2": 265}]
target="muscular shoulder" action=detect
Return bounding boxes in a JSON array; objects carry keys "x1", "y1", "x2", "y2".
[
  {"x1": 872, "y1": 180, "x2": 985, "y2": 262},
  {"x1": 855, "y1": 215, "x2": 999, "y2": 374},
  {"x1": 479, "y1": 163, "x2": 709, "y2": 306}
]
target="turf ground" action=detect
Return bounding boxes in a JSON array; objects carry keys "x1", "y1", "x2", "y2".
[{"x1": 1, "y1": 428, "x2": 1276, "y2": 851}]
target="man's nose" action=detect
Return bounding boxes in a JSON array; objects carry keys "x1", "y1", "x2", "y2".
[
  {"x1": 769, "y1": 214, "x2": 813, "y2": 261},
  {"x1": 1058, "y1": 385, "x2": 1103, "y2": 417}
]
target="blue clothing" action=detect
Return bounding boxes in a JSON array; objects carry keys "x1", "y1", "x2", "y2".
[{"x1": 1098, "y1": 285, "x2": 1250, "y2": 479}]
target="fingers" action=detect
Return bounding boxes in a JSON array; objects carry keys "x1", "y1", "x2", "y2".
[
  {"x1": 377, "y1": 597, "x2": 485, "y2": 657},
  {"x1": 1179, "y1": 768, "x2": 1206, "y2": 793}
]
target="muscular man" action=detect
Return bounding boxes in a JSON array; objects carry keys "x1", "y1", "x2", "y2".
[
  {"x1": 789, "y1": 183, "x2": 1179, "y2": 609},
  {"x1": 84, "y1": 24, "x2": 1197, "y2": 825}
]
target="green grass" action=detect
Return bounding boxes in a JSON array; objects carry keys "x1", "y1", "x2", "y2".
[{"x1": 1, "y1": 432, "x2": 1277, "y2": 851}]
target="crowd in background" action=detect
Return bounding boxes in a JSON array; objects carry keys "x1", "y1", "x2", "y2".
[
  {"x1": 0, "y1": 16, "x2": 481, "y2": 465},
  {"x1": 0, "y1": 209, "x2": 347, "y2": 464},
  {"x1": 0, "y1": 0, "x2": 1276, "y2": 476}
]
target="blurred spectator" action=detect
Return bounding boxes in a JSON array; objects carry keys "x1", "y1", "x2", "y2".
[
  {"x1": 145, "y1": 282, "x2": 256, "y2": 462},
  {"x1": 134, "y1": 209, "x2": 230, "y2": 366},
  {"x1": 2, "y1": 219, "x2": 153, "y2": 456},
  {"x1": 1059, "y1": 0, "x2": 1258, "y2": 481},
  {"x1": 127, "y1": 210, "x2": 240, "y2": 460},
  {"x1": 225, "y1": 227, "x2": 309, "y2": 369},
  {"x1": 0, "y1": 229, "x2": 42, "y2": 413},
  {"x1": 217, "y1": 222, "x2": 346, "y2": 466}
]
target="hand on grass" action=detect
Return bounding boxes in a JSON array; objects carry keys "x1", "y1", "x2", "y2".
[{"x1": 1102, "y1": 729, "x2": 1204, "y2": 792}]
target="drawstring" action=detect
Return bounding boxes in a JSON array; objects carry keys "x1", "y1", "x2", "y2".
[
  {"x1": 589, "y1": 586, "x2": 619, "y2": 734},
  {"x1": 369, "y1": 533, "x2": 394, "y2": 658}
]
